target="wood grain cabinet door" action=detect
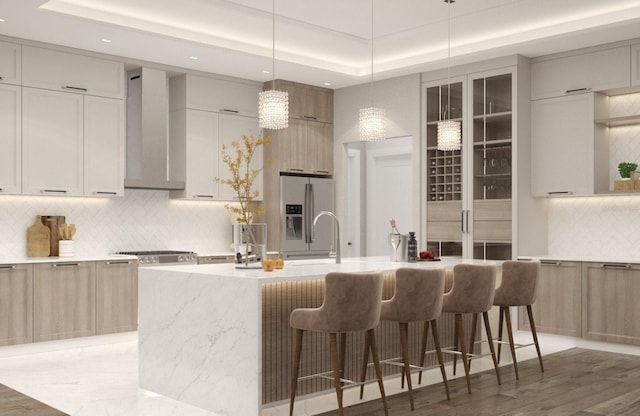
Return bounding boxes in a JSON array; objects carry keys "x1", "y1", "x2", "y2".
[
  {"x1": 33, "y1": 262, "x2": 96, "y2": 342},
  {"x1": 582, "y1": 262, "x2": 640, "y2": 346},
  {"x1": 0, "y1": 264, "x2": 32, "y2": 346},
  {"x1": 519, "y1": 260, "x2": 582, "y2": 337},
  {"x1": 96, "y1": 260, "x2": 138, "y2": 335}
]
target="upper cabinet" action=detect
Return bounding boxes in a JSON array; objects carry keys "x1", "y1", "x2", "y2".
[
  {"x1": 0, "y1": 41, "x2": 21, "y2": 85},
  {"x1": 531, "y1": 93, "x2": 608, "y2": 196},
  {"x1": 169, "y1": 74, "x2": 261, "y2": 117},
  {"x1": 531, "y1": 46, "x2": 631, "y2": 100},
  {"x1": 272, "y1": 79, "x2": 333, "y2": 123},
  {"x1": 0, "y1": 84, "x2": 21, "y2": 194},
  {"x1": 632, "y1": 44, "x2": 640, "y2": 87},
  {"x1": 22, "y1": 46, "x2": 125, "y2": 99}
]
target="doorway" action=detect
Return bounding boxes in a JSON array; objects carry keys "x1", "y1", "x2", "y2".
[{"x1": 347, "y1": 136, "x2": 413, "y2": 257}]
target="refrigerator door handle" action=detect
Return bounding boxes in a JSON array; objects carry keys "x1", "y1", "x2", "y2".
[{"x1": 305, "y1": 183, "x2": 313, "y2": 244}]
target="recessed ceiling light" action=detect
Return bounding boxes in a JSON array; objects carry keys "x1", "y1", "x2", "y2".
[
  {"x1": 323, "y1": 82, "x2": 331, "y2": 86},
  {"x1": 189, "y1": 56, "x2": 199, "y2": 60},
  {"x1": 0, "y1": 18, "x2": 5, "y2": 22},
  {"x1": 101, "y1": 38, "x2": 111, "y2": 43},
  {"x1": 263, "y1": 70, "x2": 271, "y2": 74}
]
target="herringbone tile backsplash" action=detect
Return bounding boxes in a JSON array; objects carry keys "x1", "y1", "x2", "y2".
[{"x1": 0, "y1": 190, "x2": 236, "y2": 258}]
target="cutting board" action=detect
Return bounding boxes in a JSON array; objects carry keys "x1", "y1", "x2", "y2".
[
  {"x1": 40, "y1": 215, "x2": 65, "y2": 256},
  {"x1": 27, "y1": 215, "x2": 51, "y2": 257}
]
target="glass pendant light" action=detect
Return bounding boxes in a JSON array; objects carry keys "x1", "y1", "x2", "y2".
[
  {"x1": 259, "y1": 0, "x2": 288, "y2": 130},
  {"x1": 437, "y1": 0, "x2": 461, "y2": 151},
  {"x1": 359, "y1": 0, "x2": 385, "y2": 141}
]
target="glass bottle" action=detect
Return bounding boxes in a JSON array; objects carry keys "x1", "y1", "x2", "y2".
[{"x1": 407, "y1": 232, "x2": 417, "y2": 263}]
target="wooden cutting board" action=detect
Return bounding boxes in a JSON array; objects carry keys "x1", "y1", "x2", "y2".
[
  {"x1": 27, "y1": 215, "x2": 51, "y2": 257},
  {"x1": 40, "y1": 215, "x2": 65, "y2": 256}
]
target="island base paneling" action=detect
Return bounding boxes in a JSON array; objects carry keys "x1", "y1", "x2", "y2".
[{"x1": 261, "y1": 272, "x2": 474, "y2": 404}]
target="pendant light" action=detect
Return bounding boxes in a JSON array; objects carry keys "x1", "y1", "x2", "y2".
[
  {"x1": 359, "y1": 0, "x2": 385, "y2": 141},
  {"x1": 437, "y1": 0, "x2": 461, "y2": 151},
  {"x1": 259, "y1": 0, "x2": 288, "y2": 130}
]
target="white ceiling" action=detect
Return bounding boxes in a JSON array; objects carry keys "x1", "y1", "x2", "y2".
[{"x1": 2, "y1": 0, "x2": 640, "y2": 89}]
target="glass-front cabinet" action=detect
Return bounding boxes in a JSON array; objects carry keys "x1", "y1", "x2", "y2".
[{"x1": 424, "y1": 69, "x2": 514, "y2": 260}]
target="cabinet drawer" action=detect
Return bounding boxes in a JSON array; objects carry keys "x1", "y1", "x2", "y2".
[
  {"x1": 170, "y1": 74, "x2": 261, "y2": 116},
  {"x1": 531, "y1": 46, "x2": 630, "y2": 100},
  {"x1": 0, "y1": 41, "x2": 21, "y2": 85},
  {"x1": 473, "y1": 200, "x2": 511, "y2": 221},
  {"x1": 22, "y1": 46, "x2": 125, "y2": 99},
  {"x1": 473, "y1": 220, "x2": 511, "y2": 242},
  {"x1": 427, "y1": 201, "x2": 462, "y2": 222},
  {"x1": 427, "y1": 221, "x2": 462, "y2": 241}
]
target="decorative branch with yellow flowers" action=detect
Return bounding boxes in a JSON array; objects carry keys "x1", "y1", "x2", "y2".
[{"x1": 215, "y1": 135, "x2": 272, "y2": 224}]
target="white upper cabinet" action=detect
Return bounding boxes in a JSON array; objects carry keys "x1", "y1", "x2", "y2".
[
  {"x1": 632, "y1": 44, "x2": 640, "y2": 87},
  {"x1": 0, "y1": 84, "x2": 21, "y2": 194},
  {"x1": 22, "y1": 88, "x2": 84, "y2": 196},
  {"x1": 84, "y1": 96, "x2": 125, "y2": 196},
  {"x1": 22, "y1": 46, "x2": 125, "y2": 99},
  {"x1": 169, "y1": 109, "x2": 220, "y2": 200},
  {"x1": 218, "y1": 113, "x2": 262, "y2": 201},
  {"x1": 0, "y1": 41, "x2": 21, "y2": 85},
  {"x1": 169, "y1": 74, "x2": 261, "y2": 116},
  {"x1": 531, "y1": 93, "x2": 609, "y2": 196},
  {"x1": 531, "y1": 46, "x2": 631, "y2": 100}
]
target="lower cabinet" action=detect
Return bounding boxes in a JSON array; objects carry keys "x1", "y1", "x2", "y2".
[
  {"x1": 96, "y1": 260, "x2": 138, "y2": 334},
  {"x1": 582, "y1": 262, "x2": 640, "y2": 345},
  {"x1": 33, "y1": 262, "x2": 96, "y2": 342},
  {"x1": 0, "y1": 264, "x2": 33, "y2": 346},
  {"x1": 519, "y1": 260, "x2": 582, "y2": 337}
]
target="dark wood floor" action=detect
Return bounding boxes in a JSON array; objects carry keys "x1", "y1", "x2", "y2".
[
  {"x1": 317, "y1": 348, "x2": 640, "y2": 416},
  {"x1": 0, "y1": 383, "x2": 67, "y2": 416}
]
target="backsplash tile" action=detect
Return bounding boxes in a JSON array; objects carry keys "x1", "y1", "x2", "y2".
[
  {"x1": 548, "y1": 196, "x2": 640, "y2": 259},
  {"x1": 0, "y1": 190, "x2": 236, "y2": 258}
]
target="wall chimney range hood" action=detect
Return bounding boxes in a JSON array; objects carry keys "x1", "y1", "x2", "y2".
[{"x1": 125, "y1": 67, "x2": 184, "y2": 190}]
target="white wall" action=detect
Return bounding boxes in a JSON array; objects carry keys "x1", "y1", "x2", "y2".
[
  {"x1": 0, "y1": 190, "x2": 236, "y2": 258},
  {"x1": 333, "y1": 73, "x2": 421, "y2": 256}
]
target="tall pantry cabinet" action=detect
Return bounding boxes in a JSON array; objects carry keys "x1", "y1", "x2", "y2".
[{"x1": 422, "y1": 56, "x2": 546, "y2": 260}]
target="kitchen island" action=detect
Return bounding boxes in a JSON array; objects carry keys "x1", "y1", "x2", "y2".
[{"x1": 138, "y1": 256, "x2": 497, "y2": 415}]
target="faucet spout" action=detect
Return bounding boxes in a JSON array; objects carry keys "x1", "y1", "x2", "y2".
[{"x1": 312, "y1": 211, "x2": 341, "y2": 264}]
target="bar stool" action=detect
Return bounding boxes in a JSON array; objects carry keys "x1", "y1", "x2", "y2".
[
  {"x1": 359, "y1": 267, "x2": 450, "y2": 411},
  {"x1": 493, "y1": 259, "x2": 544, "y2": 379},
  {"x1": 442, "y1": 263, "x2": 501, "y2": 394},
  {"x1": 289, "y1": 271, "x2": 388, "y2": 416}
]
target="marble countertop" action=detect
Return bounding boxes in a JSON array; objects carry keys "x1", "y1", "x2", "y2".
[
  {"x1": 143, "y1": 256, "x2": 500, "y2": 283},
  {"x1": 0, "y1": 254, "x2": 138, "y2": 265}
]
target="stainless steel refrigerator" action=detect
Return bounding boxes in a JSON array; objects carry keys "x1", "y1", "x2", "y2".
[{"x1": 280, "y1": 174, "x2": 335, "y2": 259}]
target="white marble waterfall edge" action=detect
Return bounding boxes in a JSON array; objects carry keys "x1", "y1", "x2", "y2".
[{"x1": 138, "y1": 268, "x2": 261, "y2": 415}]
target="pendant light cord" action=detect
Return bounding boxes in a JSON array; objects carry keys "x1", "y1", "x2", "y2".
[
  {"x1": 446, "y1": 0, "x2": 452, "y2": 121},
  {"x1": 370, "y1": 0, "x2": 374, "y2": 106},
  {"x1": 272, "y1": 0, "x2": 276, "y2": 90}
]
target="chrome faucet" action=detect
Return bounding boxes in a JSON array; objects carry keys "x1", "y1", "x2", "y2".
[{"x1": 312, "y1": 211, "x2": 341, "y2": 264}]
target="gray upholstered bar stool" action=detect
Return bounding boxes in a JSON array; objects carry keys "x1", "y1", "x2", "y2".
[
  {"x1": 359, "y1": 267, "x2": 450, "y2": 411},
  {"x1": 442, "y1": 263, "x2": 501, "y2": 394},
  {"x1": 289, "y1": 271, "x2": 388, "y2": 416},
  {"x1": 493, "y1": 259, "x2": 544, "y2": 379}
]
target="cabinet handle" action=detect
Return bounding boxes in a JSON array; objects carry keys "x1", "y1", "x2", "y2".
[
  {"x1": 461, "y1": 211, "x2": 465, "y2": 233},
  {"x1": 602, "y1": 263, "x2": 631, "y2": 269},
  {"x1": 94, "y1": 191, "x2": 117, "y2": 195},
  {"x1": 313, "y1": 170, "x2": 330, "y2": 174},
  {"x1": 547, "y1": 191, "x2": 573, "y2": 196},
  {"x1": 287, "y1": 168, "x2": 304, "y2": 172},
  {"x1": 41, "y1": 189, "x2": 68, "y2": 194},
  {"x1": 194, "y1": 195, "x2": 214, "y2": 199},
  {"x1": 540, "y1": 260, "x2": 561, "y2": 265},
  {"x1": 106, "y1": 260, "x2": 132, "y2": 265},
  {"x1": 565, "y1": 87, "x2": 591, "y2": 94},
  {"x1": 303, "y1": 115, "x2": 317, "y2": 120},
  {"x1": 220, "y1": 109, "x2": 239, "y2": 114},
  {"x1": 0, "y1": 265, "x2": 16, "y2": 269},
  {"x1": 465, "y1": 210, "x2": 470, "y2": 233},
  {"x1": 62, "y1": 85, "x2": 88, "y2": 92},
  {"x1": 53, "y1": 263, "x2": 80, "y2": 267}
]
